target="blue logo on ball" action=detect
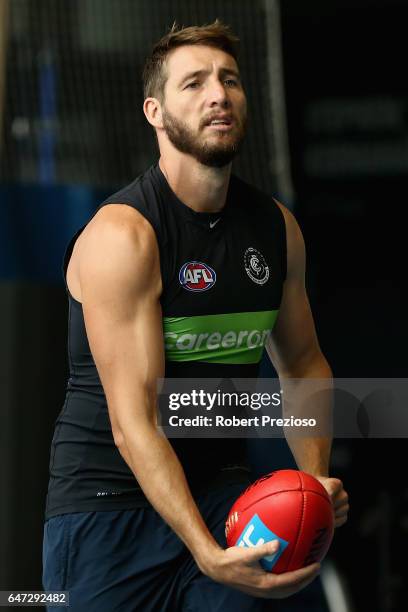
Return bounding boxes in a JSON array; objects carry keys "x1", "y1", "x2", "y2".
[{"x1": 236, "y1": 514, "x2": 289, "y2": 570}]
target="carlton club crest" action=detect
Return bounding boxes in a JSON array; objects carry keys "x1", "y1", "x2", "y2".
[
  {"x1": 179, "y1": 261, "x2": 217, "y2": 292},
  {"x1": 244, "y1": 248, "x2": 270, "y2": 285}
]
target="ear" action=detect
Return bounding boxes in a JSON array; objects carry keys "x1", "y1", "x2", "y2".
[{"x1": 143, "y1": 97, "x2": 164, "y2": 129}]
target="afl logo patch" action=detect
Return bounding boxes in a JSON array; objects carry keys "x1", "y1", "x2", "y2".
[
  {"x1": 179, "y1": 261, "x2": 216, "y2": 292},
  {"x1": 244, "y1": 248, "x2": 269, "y2": 285}
]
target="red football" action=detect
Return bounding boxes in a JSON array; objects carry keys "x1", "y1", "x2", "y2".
[{"x1": 225, "y1": 469, "x2": 334, "y2": 573}]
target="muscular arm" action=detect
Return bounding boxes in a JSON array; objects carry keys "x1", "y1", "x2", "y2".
[
  {"x1": 79, "y1": 205, "x2": 218, "y2": 567},
  {"x1": 266, "y1": 203, "x2": 332, "y2": 477},
  {"x1": 77, "y1": 203, "x2": 321, "y2": 595},
  {"x1": 266, "y1": 203, "x2": 349, "y2": 528}
]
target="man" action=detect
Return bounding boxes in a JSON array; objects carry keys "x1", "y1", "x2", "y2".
[{"x1": 43, "y1": 21, "x2": 349, "y2": 611}]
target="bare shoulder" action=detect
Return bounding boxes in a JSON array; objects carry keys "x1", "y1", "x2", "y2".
[
  {"x1": 272, "y1": 198, "x2": 305, "y2": 278},
  {"x1": 273, "y1": 199, "x2": 302, "y2": 239},
  {"x1": 77, "y1": 204, "x2": 161, "y2": 300},
  {"x1": 82, "y1": 203, "x2": 157, "y2": 251}
]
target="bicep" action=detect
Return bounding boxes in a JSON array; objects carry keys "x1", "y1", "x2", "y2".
[
  {"x1": 266, "y1": 202, "x2": 321, "y2": 376},
  {"x1": 266, "y1": 279, "x2": 321, "y2": 376},
  {"x1": 79, "y1": 206, "x2": 164, "y2": 438}
]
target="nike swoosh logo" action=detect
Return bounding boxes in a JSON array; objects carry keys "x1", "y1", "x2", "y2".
[{"x1": 209, "y1": 218, "x2": 221, "y2": 229}]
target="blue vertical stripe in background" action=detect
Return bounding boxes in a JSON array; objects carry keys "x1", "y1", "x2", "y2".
[{"x1": 38, "y1": 49, "x2": 57, "y2": 185}]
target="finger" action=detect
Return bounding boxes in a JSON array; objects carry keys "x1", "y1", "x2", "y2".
[
  {"x1": 334, "y1": 493, "x2": 349, "y2": 509},
  {"x1": 327, "y1": 479, "x2": 343, "y2": 497},
  {"x1": 334, "y1": 504, "x2": 349, "y2": 517},
  {"x1": 252, "y1": 562, "x2": 320, "y2": 600},
  {"x1": 270, "y1": 562, "x2": 320, "y2": 590},
  {"x1": 334, "y1": 498, "x2": 348, "y2": 510},
  {"x1": 334, "y1": 507, "x2": 349, "y2": 520},
  {"x1": 327, "y1": 477, "x2": 342, "y2": 487},
  {"x1": 334, "y1": 500, "x2": 349, "y2": 514},
  {"x1": 335, "y1": 515, "x2": 348, "y2": 528},
  {"x1": 334, "y1": 512, "x2": 348, "y2": 522},
  {"x1": 242, "y1": 540, "x2": 280, "y2": 563},
  {"x1": 273, "y1": 569, "x2": 320, "y2": 599}
]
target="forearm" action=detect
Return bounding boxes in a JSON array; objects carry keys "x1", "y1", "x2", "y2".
[
  {"x1": 279, "y1": 356, "x2": 333, "y2": 477},
  {"x1": 117, "y1": 423, "x2": 220, "y2": 572},
  {"x1": 285, "y1": 435, "x2": 331, "y2": 477}
]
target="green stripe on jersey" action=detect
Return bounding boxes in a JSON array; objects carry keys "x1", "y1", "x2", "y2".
[{"x1": 163, "y1": 310, "x2": 278, "y2": 364}]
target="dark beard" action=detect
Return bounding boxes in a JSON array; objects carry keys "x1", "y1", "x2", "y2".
[{"x1": 161, "y1": 107, "x2": 246, "y2": 168}]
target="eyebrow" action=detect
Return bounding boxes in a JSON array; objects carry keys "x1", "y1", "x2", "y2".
[{"x1": 178, "y1": 67, "x2": 241, "y2": 87}]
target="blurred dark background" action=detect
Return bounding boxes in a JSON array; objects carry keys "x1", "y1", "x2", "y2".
[{"x1": 0, "y1": 1, "x2": 407, "y2": 611}]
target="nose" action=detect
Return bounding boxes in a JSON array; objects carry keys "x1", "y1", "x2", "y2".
[{"x1": 207, "y1": 78, "x2": 230, "y2": 108}]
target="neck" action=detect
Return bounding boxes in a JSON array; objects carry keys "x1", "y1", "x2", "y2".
[{"x1": 159, "y1": 154, "x2": 231, "y2": 213}]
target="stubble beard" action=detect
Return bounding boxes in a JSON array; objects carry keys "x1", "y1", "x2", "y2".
[{"x1": 161, "y1": 106, "x2": 247, "y2": 168}]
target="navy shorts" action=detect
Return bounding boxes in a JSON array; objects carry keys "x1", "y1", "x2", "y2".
[{"x1": 43, "y1": 481, "x2": 269, "y2": 612}]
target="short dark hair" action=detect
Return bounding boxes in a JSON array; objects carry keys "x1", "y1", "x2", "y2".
[{"x1": 142, "y1": 20, "x2": 240, "y2": 102}]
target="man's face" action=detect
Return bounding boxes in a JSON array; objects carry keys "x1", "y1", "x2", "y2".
[{"x1": 159, "y1": 45, "x2": 247, "y2": 167}]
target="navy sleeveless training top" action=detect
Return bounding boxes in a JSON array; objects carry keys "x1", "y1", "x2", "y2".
[{"x1": 45, "y1": 162, "x2": 286, "y2": 518}]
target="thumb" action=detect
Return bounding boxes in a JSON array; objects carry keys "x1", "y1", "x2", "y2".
[
  {"x1": 325, "y1": 478, "x2": 343, "y2": 496},
  {"x1": 243, "y1": 539, "x2": 280, "y2": 563}
]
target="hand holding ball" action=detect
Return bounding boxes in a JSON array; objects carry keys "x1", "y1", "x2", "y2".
[{"x1": 225, "y1": 469, "x2": 334, "y2": 573}]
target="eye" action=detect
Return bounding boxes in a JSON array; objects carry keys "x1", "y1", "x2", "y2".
[
  {"x1": 224, "y1": 79, "x2": 238, "y2": 87},
  {"x1": 185, "y1": 81, "x2": 200, "y2": 89}
]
